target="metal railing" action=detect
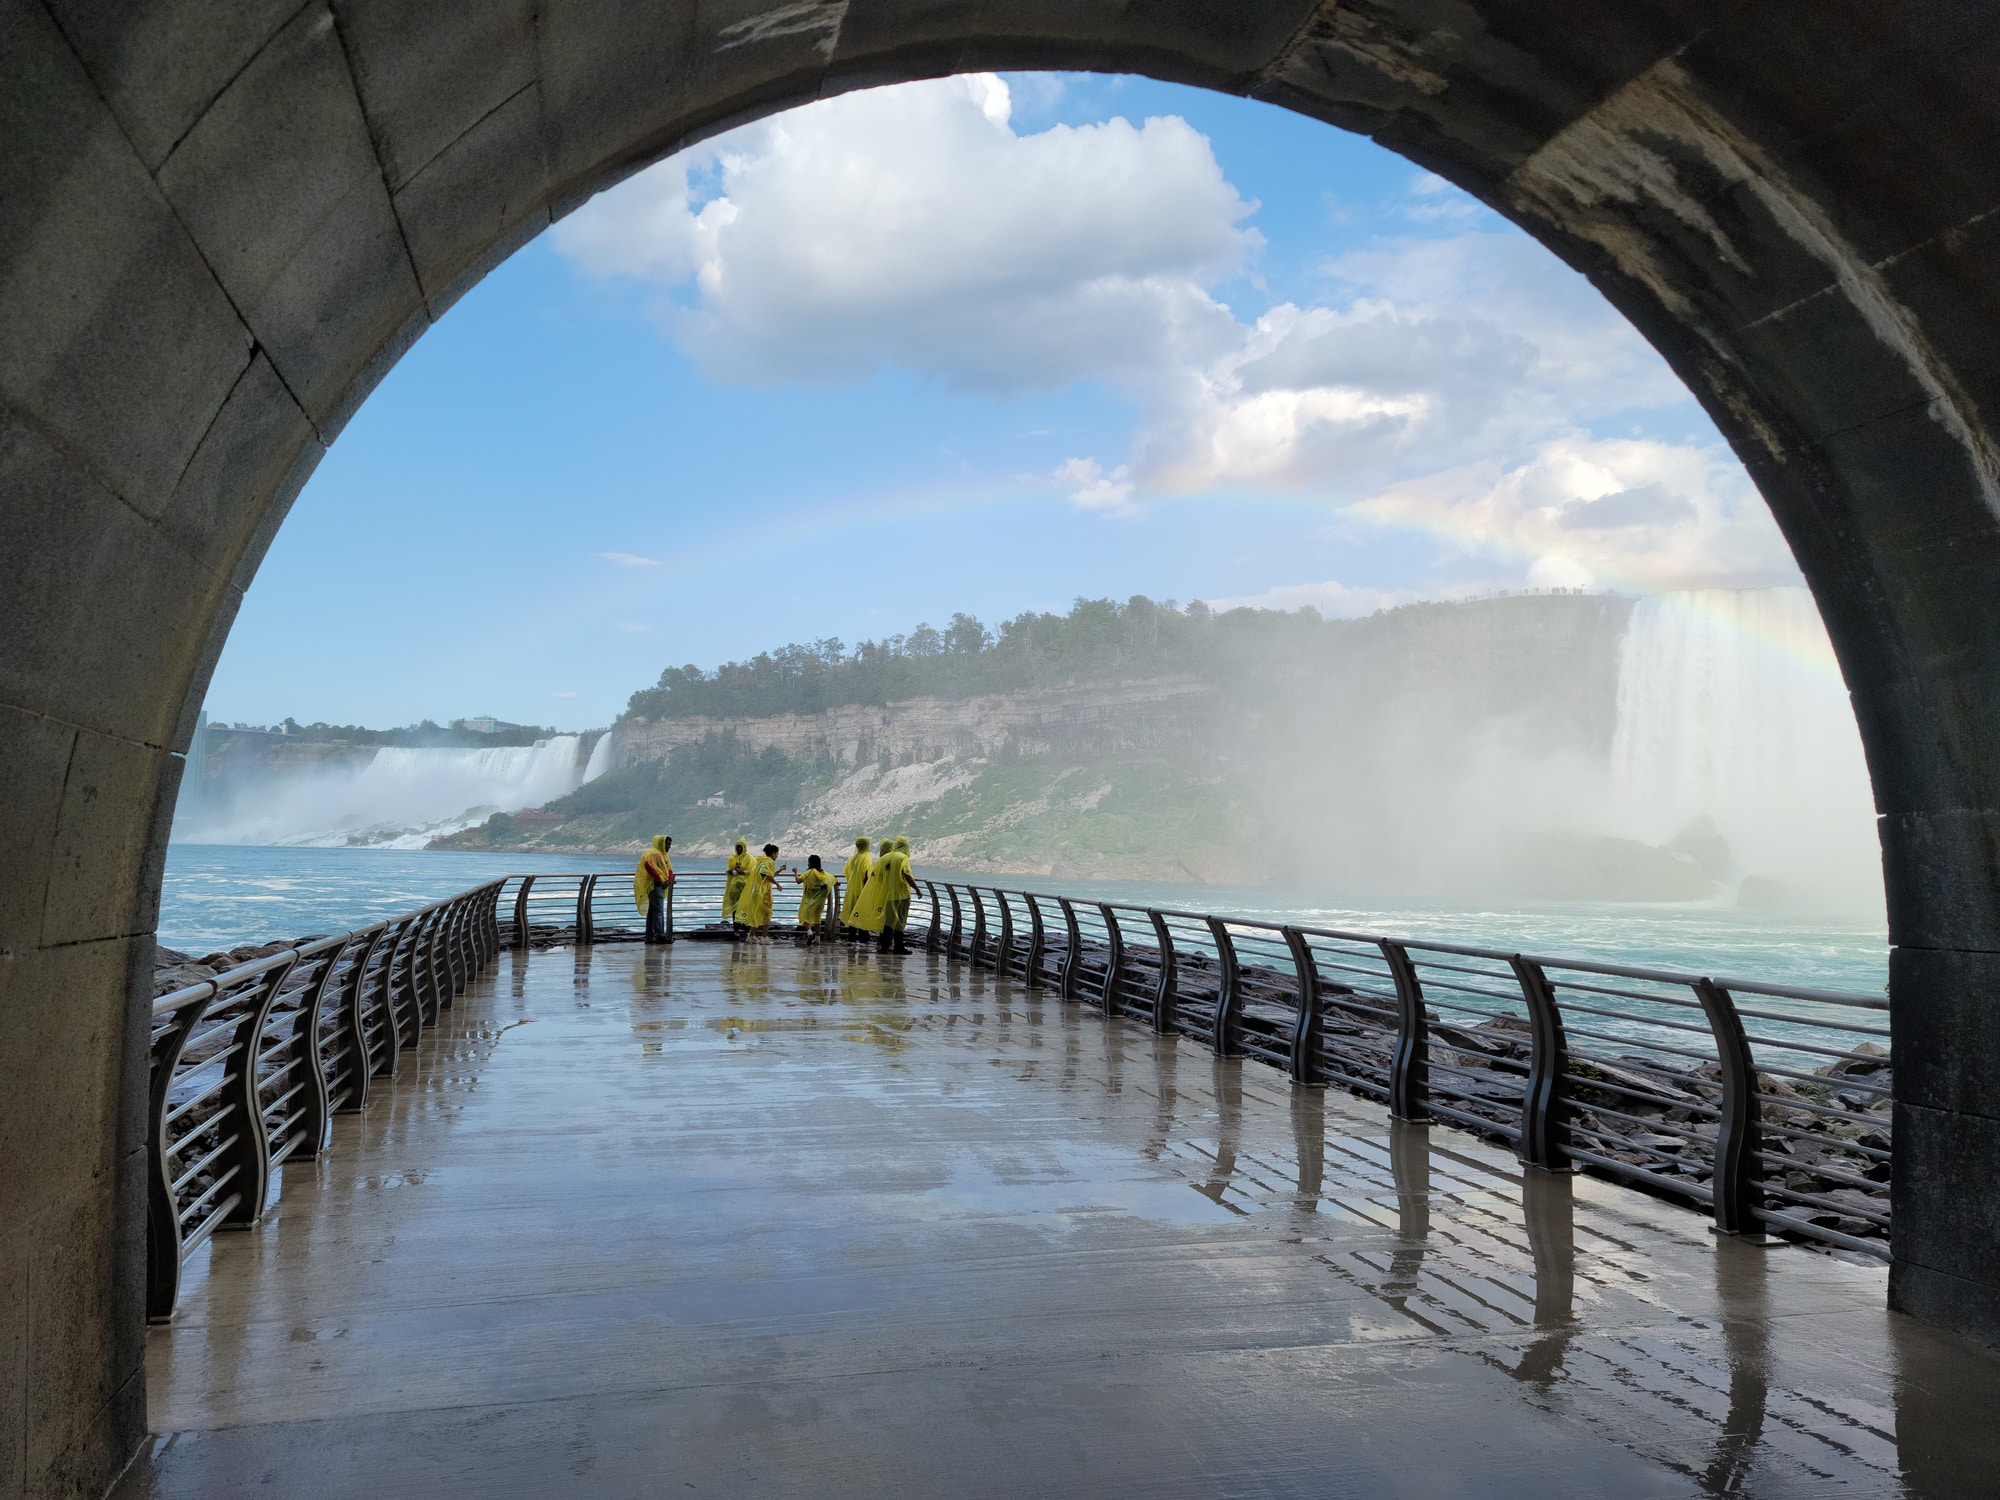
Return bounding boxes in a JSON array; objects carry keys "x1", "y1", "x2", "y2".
[
  {"x1": 915, "y1": 881, "x2": 1891, "y2": 1260},
  {"x1": 490, "y1": 869, "x2": 1890, "y2": 1258},
  {"x1": 146, "y1": 881, "x2": 505, "y2": 1320},
  {"x1": 150, "y1": 865, "x2": 1890, "y2": 1322}
]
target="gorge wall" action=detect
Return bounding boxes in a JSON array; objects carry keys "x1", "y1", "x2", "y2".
[{"x1": 614, "y1": 674, "x2": 1223, "y2": 769}]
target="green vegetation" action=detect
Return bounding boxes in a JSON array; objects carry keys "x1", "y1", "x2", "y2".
[
  {"x1": 624, "y1": 595, "x2": 1312, "y2": 721},
  {"x1": 623, "y1": 591, "x2": 1615, "y2": 723}
]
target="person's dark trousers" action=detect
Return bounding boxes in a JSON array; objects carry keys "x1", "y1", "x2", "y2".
[
  {"x1": 645, "y1": 887, "x2": 668, "y2": 943},
  {"x1": 889, "y1": 899, "x2": 911, "y2": 953}
]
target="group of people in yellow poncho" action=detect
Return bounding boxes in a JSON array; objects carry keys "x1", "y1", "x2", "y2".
[
  {"x1": 633, "y1": 831, "x2": 916, "y2": 951},
  {"x1": 836, "y1": 835, "x2": 917, "y2": 953}
]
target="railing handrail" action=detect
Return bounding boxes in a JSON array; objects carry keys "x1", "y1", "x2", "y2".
[{"x1": 147, "y1": 878, "x2": 508, "y2": 1321}]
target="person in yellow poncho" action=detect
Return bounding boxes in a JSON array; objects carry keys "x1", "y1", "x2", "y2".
[
  {"x1": 838, "y1": 837, "x2": 873, "y2": 937},
  {"x1": 852, "y1": 837, "x2": 916, "y2": 953},
  {"x1": 732, "y1": 843, "x2": 783, "y2": 936},
  {"x1": 881, "y1": 837, "x2": 917, "y2": 953},
  {"x1": 794, "y1": 855, "x2": 834, "y2": 944},
  {"x1": 724, "y1": 840, "x2": 752, "y2": 931},
  {"x1": 633, "y1": 834, "x2": 674, "y2": 944}
]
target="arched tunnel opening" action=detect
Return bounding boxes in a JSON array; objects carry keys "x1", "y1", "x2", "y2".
[{"x1": 5, "y1": 5, "x2": 1999, "y2": 1494}]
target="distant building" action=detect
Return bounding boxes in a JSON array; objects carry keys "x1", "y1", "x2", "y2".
[{"x1": 460, "y1": 716, "x2": 524, "y2": 735}]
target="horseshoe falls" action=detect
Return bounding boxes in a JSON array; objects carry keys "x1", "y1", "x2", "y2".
[{"x1": 1605, "y1": 587, "x2": 1881, "y2": 913}]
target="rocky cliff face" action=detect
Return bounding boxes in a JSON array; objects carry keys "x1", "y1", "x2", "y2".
[{"x1": 614, "y1": 675, "x2": 1222, "y2": 769}]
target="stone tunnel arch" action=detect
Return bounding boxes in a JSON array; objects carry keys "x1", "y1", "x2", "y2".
[{"x1": 5, "y1": 3, "x2": 1998, "y2": 1492}]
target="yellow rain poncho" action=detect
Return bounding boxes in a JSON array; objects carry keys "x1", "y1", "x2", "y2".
[
  {"x1": 850, "y1": 843, "x2": 914, "y2": 933},
  {"x1": 733, "y1": 854, "x2": 777, "y2": 928},
  {"x1": 796, "y1": 866, "x2": 834, "y2": 925},
  {"x1": 724, "y1": 841, "x2": 752, "y2": 919},
  {"x1": 632, "y1": 835, "x2": 673, "y2": 911},
  {"x1": 839, "y1": 838, "x2": 873, "y2": 925}
]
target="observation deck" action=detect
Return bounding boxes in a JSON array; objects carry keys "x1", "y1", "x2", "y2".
[{"x1": 121, "y1": 880, "x2": 2000, "y2": 1497}]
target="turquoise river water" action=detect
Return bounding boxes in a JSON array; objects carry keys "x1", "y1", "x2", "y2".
[{"x1": 161, "y1": 844, "x2": 1889, "y2": 997}]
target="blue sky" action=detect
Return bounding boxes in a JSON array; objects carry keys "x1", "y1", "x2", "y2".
[{"x1": 203, "y1": 72, "x2": 1798, "y2": 733}]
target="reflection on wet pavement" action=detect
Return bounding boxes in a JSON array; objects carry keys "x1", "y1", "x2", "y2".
[{"x1": 121, "y1": 942, "x2": 2000, "y2": 1498}]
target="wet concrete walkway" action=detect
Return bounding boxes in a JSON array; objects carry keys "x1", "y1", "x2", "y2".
[{"x1": 119, "y1": 942, "x2": 2000, "y2": 1497}]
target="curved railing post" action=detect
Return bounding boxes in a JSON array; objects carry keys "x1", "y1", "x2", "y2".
[
  {"x1": 1057, "y1": 898, "x2": 1083, "y2": 1001},
  {"x1": 146, "y1": 989, "x2": 212, "y2": 1322},
  {"x1": 421, "y1": 907, "x2": 450, "y2": 1022},
  {"x1": 221, "y1": 956, "x2": 297, "y2": 1228},
  {"x1": 1695, "y1": 977, "x2": 1767, "y2": 1238},
  {"x1": 287, "y1": 940, "x2": 348, "y2": 1163},
  {"x1": 969, "y1": 887, "x2": 989, "y2": 968},
  {"x1": 446, "y1": 895, "x2": 469, "y2": 992},
  {"x1": 484, "y1": 881, "x2": 503, "y2": 961},
  {"x1": 996, "y1": 891, "x2": 1016, "y2": 977},
  {"x1": 335, "y1": 927, "x2": 386, "y2": 1110},
  {"x1": 1379, "y1": 940, "x2": 1429, "y2": 1122},
  {"x1": 390, "y1": 916, "x2": 424, "y2": 1052},
  {"x1": 1281, "y1": 926, "x2": 1324, "y2": 1088},
  {"x1": 1098, "y1": 904, "x2": 1125, "y2": 1013},
  {"x1": 1024, "y1": 894, "x2": 1046, "y2": 988},
  {"x1": 920, "y1": 881, "x2": 940, "y2": 952},
  {"x1": 1148, "y1": 910, "x2": 1177, "y2": 1034},
  {"x1": 577, "y1": 875, "x2": 596, "y2": 945},
  {"x1": 945, "y1": 884, "x2": 965, "y2": 958},
  {"x1": 1511, "y1": 955, "x2": 1571, "y2": 1172},
  {"x1": 1206, "y1": 917, "x2": 1243, "y2": 1058},
  {"x1": 513, "y1": 875, "x2": 536, "y2": 950}
]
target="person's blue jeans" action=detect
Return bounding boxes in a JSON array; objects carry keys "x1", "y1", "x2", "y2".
[{"x1": 645, "y1": 887, "x2": 668, "y2": 943}]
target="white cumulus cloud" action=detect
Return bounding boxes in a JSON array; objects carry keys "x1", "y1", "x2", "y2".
[
  {"x1": 1351, "y1": 437, "x2": 1798, "y2": 592},
  {"x1": 557, "y1": 81, "x2": 1794, "y2": 591},
  {"x1": 555, "y1": 74, "x2": 1257, "y2": 392}
]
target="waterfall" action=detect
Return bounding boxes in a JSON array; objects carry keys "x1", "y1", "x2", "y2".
[
  {"x1": 583, "y1": 729, "x2": 616, "y2": 781},
  {"x1": 181, "y1": 733, "x2": 613, "y2": 848},
  {"x1": 1606, "y1": 588, "x2": 1881, "y2": 910}
]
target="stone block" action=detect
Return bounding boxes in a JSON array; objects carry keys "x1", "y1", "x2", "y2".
[
  {"x1": 1731, "y1": 283, "x2": 1951, "y2": 451},
  {"x1": 540, "y1": 0, "x2": 827, "y2": 193},
  {"x1": 393, "y1": 85, "x2": 552, "y2": 305},
  {"x1": 1881, "y1": 810, "x2": 2000, "y2": 956},
  {"x1": 1679, "y1": 4, "x2": 2000, "y2": 268},
  {"x1": 0, "y1": 418, "x2": 230, "y2": 749},
  {"x1": 0, "y1": 1229, "x2": 20, "y2": 1497},
  {"x1": 44, "y1": 733, "x2": 177, "y2": 949},
  {"x1": 155, "y1": 3, "x2": 426, "y2": 427},
  {"x1": 162, "y1": 352, "x2": 321, "y2": 576},
  {"x1": 0, "y1": 936, "x2": 133, "y2": 1236},
  {"x1": 317, "y1": 300, "x2": 431, "y2": 446},
  {"x1": 333, "y1": 0, "x2": 540, "y2": 189},
  {"x1": 1892, "y1": 946, "x2": 2000, "y2": 1120},
  {"x1": 0, "y1": 708, "x2": 74, "y2": 954},
  {"x1": 943, "y1": 0, "x2": 1313, "y2": 86},
  {"x1": 1893, "y1": 1100, "x2": 2000, "y2": 1319},
  {"x1": 21, "y1": 1141, "x2": 146, "y2": 1497},
  {"x1": 0, "y1": 0, "x2": 250, "y2": 516},
  {"x1": 45, "y1": 0, "x2": 302, "y2": 171},
  {"x1": 1890, "y1": 1256, "x2": 2000, "y2": 1354}
]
